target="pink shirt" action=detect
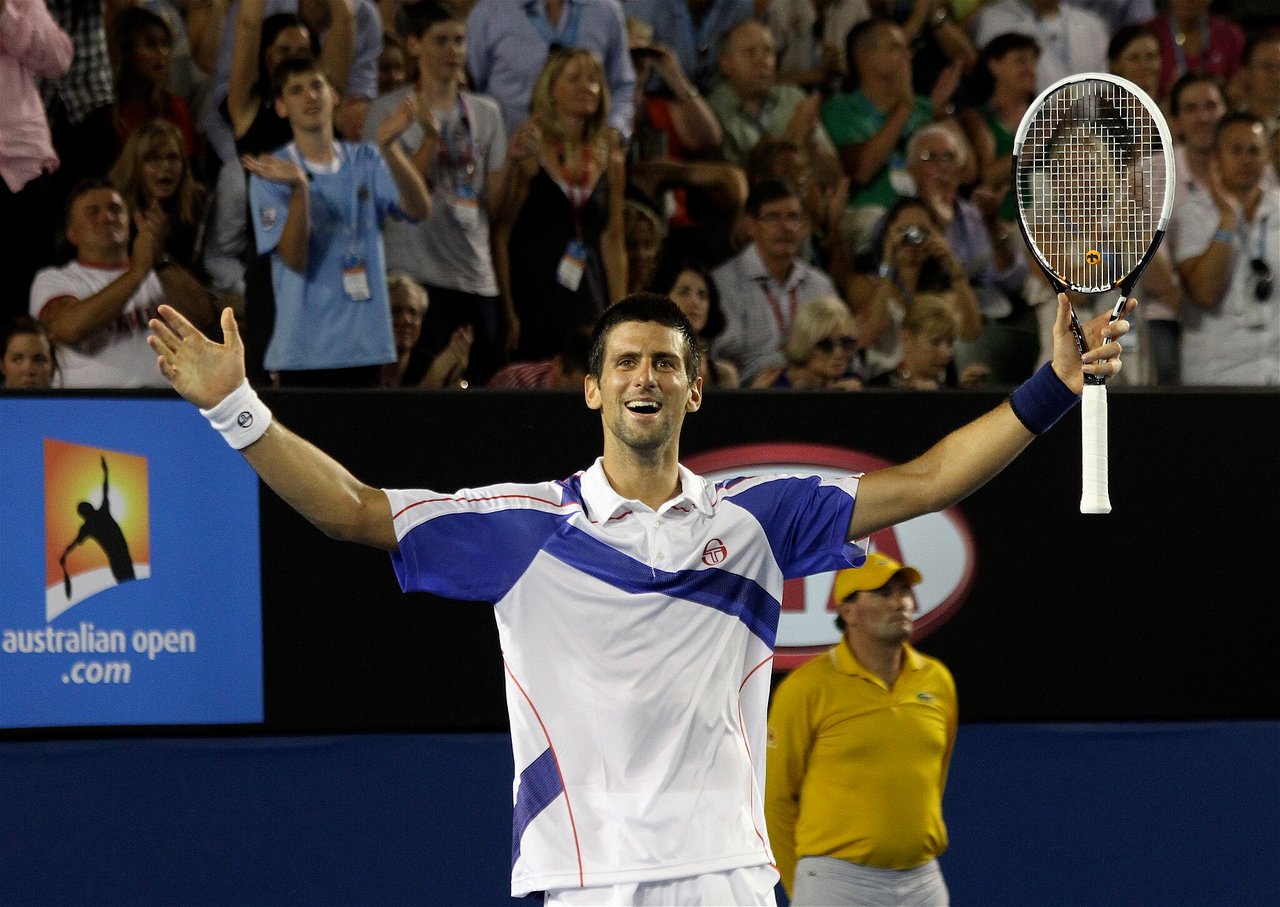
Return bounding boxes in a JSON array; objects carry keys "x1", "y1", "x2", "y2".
[{"x1": 0, "y1": 0, "x2": 73, "y2": 192}]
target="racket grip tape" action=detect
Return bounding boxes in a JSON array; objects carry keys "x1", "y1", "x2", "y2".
[{"x1": 1080, "y1": 384, "x2": 1111, "y2": 514}]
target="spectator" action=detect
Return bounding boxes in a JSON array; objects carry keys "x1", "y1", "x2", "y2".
[
  {"x1": 822, "y1": 17, "x2": 961, "y2": 255},
  {"x1": 819, "y1": 0, "x2": 872, "y2": 78},
  {"x1": 1171, "y1": 112, "x2": 1279, "y2": 386},
  {"x1": 1170, "y1": 71, "x2": 1228, "y2": 194},
  {"x1": 1068, "y1": 0, "x2": 1155, "y2": 33},
  {"x1": 1107, "y1": 24, "x2": 1164, "y2": 107},
  {"x1": 465, "y1": 0, "x2": 635, "y2": 141},
  {"x1": 365, "y1": 0, "x2": 510, "y2": 386},
  {"x1": 1145, "y1": 0, "x2": 1245, "y2": 100},
  {"x1": 108, "y1": 119, "x2": 209, "y2": 276},
  {"x1": 706, "y1": 19, "x2": 836, "y2": 168},
  {"x1": 29, "y1": 178, "x2": 215, "y2": 387},
  {"x1": 713, "y1": 178, "x2": 840, "y2": 384},
  {"x1": 42, "y1": 0, "x2": 117, "y2": 193},
  {"x1": 883, "y1": 0, "x2": 978, "y2": 105},
  {"x1": 959, "y1": 31, "x2": 1039, "y2": 229},
  {"x1": 870, "y1": 291, "x2": 989, "y2": 388},
  {"x1": 849, "y1": 196, "x2": 980, "y2": 380},
  {"x1": 382, "y1": 272, "x2": 473, "y2": 387},
  {"x1": 1109, "y1": 24, "x2": 1182, "y2": 385},
  {"x1": 755, "y1": 295, "x2": 863, "y2": 390},
  {"x1": 108, "y1": 7, "x2": 196, "y2": 160},
  {"x1": 377, "y1": 32, "x2": 408, "y2": 94},
  {"x1": 626, "y1": 16, "x2": 743, "y2": 274},
  {"x1": 493, "y1": 48, "x2": 627, "y2": 361},
  {"x1": 1239, "y1": 30, "x2": 1280, "y2": 139},
  {"x1": 0, "y1": 0, "x2": 73, "y2": 324},
  {"x1": 625, "y1": 0, "x2": 754, "y2": 93},
  {"x1": 244, "y1": 57, "x2": 430, "y2": 386},
  {"x1": 653, "y1": 260, "x2": 739, "y2": 388},
  {"x1": 201, "y1": 0, "x2": 377, "y2": 166},
  {"x1": 486, "y1": 325, "x2": 592, "y2": 389},
  {"x1": 1, "y1": 315, "x2": 58, "y2": 389},
  {"x1": 970, "y1": 0, "x2": 1108, "y2": 93},
  {"x1": 624, "y1": 199, "x2": 666, "y2": 293}
]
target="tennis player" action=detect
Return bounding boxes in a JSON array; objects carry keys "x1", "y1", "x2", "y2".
[{"x1": 148, "y1": 291, "x2": 1129, "y2": 904}]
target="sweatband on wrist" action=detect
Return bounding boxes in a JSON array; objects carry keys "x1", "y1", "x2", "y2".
[
  {"x1": 199, "y1": 379, "x2": 272, "y2": 449},
  {"x1": 1008, "y1": 363, "x2": 1080, "y2": 435}
]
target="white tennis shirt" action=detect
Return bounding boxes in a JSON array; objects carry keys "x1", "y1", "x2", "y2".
[{"x1": 385, "y1": 459, "x2": 863, "y2": 896}]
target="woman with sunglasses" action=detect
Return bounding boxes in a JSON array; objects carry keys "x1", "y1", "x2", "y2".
[{"x1": 755, "y1": 296, "x2": 864, "y2": 390}]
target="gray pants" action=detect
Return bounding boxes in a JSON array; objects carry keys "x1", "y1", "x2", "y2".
[{"x1": 791, "y1": 856, "x2": 949, "y2": 907}]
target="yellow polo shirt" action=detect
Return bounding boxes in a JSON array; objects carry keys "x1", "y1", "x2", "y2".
[{"x1": 764, "y1": 639, "x2": 957, "y2": 895}]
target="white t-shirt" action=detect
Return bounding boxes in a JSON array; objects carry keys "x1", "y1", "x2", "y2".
[
  {"x1": 29, "y1": 261, "x2": 167, "y2": 388},
  {"x1": 1170, "y1": 186, "x2": 1280, "y2": 386},
  {"x1": 385, "y1": 459, "x2": 862, "y2": 897}
]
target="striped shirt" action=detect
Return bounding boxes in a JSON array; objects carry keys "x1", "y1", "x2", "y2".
[{"x1": 386, "y1": 458, "x2": 863, "y2": 896}]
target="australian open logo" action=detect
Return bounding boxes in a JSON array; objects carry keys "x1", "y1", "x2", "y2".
[
  {"x1": 685, "y1": 443, "x2": 975, "y2": 670},
  {"x1": 43, "y1": 441, "x2": 151, "y2": 622}
]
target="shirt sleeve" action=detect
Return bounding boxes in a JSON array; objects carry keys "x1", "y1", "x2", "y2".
[
  {"x1": 364, "y1": 143, "x2": 401, "y2": 223},
  {"x1": 28, "y1": 267, "x2": 77, "y2": 319},
  {"x1": 248, "y1": 164, "x2": 295, "y2": 256},
  {"x1": 722, "y1": 474, "x2": 862, "y2": 578},
  {"x1": 0, "y1": 0, "x2": 74, "y2": 78},
  {"x1": 344, "y1": 0, "x2": 382, "y2": 100}
]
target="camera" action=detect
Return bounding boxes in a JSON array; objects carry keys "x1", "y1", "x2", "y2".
[{"x1": 902, "y1": 225, "x2": 927, "y2": 247}]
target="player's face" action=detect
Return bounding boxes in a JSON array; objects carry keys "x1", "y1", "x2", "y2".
[
  {"x1": 67, "y1": 188, "x2": 130, "y2": 257},
  {"x1": 411, "y1": 20, "x2": 466, "y2": 84},
  {"x1": 585, "y1": 321, "x2": 701, "y2": 456},
  {"x1": 1173, "y1": 83, "x2": 1226, "y2": 152},
  {"x1": 1, "y1": 332, "x2": 54, "y2": 389},
  {"x1": 840, "y1": 576, "x2": 917, "y2": 645},
  {"x1": 1215, "y1": 121, "x2": 1268, "y2": 194}
]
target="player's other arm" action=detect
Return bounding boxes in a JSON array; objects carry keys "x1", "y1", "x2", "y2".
[
  {"x1": 848, "y1": 295, "x2": 1130, "y2": 540},
  {"x1": 148, "y1": 305, "x2": 397, "y2": 550}
]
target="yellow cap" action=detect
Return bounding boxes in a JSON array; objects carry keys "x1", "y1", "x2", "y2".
[{"x1": 831, "y1": 552, "x2": 923, "y2": 602}]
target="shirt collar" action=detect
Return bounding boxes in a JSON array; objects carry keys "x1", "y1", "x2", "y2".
[
  {"x1": 743, "y1": 243, "x2": 804, "y2": 292},
  {"x1": 579, "y1": 457, "x2": 714, "y2": 521},
  {"x1": 829, "y1": 637, "x2": 923, "y2": 678}
]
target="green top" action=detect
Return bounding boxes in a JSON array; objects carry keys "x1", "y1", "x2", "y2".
[{"x1": 821, "y1": 89, "x2": 934, "y2": 208}]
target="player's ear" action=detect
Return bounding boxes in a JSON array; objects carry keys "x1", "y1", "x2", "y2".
[
  {"x1": 685, "y1": 374, "x2": 703, "y2": 413},
  {"x1": 584, "y1": 374, "x2": 601, "y2": 410}
]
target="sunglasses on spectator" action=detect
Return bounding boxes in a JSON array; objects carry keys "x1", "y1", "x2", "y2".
[
  {"x1": 1250, "y1": 258, "x2": 1273, "y2": 302},
  {"x1": 814, "y1": 335, "x2": 858, "y2": 353}
]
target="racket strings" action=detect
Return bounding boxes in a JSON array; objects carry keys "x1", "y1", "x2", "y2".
[{"x1": 1018, "y1": 80, "x2": 1166, "y2": 293}]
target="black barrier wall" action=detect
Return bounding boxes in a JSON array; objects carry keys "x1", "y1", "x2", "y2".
[{"x1": 244, "y1": 388, "x2": 1279, "y2": 733}]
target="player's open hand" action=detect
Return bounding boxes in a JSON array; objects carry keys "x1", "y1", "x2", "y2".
[
  {"x1": 148, "y1": 306, "x2": 246, "y2": 409},
  {"x1": 1049, "y1": 294, "x2": 1133, "y2": 392}
]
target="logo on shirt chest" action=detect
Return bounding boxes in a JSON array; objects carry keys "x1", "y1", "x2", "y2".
[{"x1": 701, "y1": 538, "x2": 727, "y2": 566}]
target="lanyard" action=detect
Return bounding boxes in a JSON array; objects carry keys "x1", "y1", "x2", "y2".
[
  {"x1": 526, "y1": 0, "x2": 582, "y2": 48},
  {"x1": 435, "y1": 94, "x2": 477, "y2": 186},
  {"x1": 1170, "y1": 14, "x2": 1211, "y2": 76},
  {"x1": 286, "y1": 142, "x2": 365, "y2": 251},
  {"x1": 757, "y1": 277, "x2": 799, "y2": 336}
]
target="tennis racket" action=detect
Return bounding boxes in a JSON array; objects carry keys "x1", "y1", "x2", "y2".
[{"x1": 1012, "y1": 73, "x2": 1175, "y2": 514}]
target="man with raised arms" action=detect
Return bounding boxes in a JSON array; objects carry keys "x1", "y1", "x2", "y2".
[{"x1": 147, "y1": 291, "x2": 1129, "y2": 904}]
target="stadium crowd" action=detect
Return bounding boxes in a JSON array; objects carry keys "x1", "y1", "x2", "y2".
[{"x1": 3, "y1": 0, "x2": 1277, "y2": 391}]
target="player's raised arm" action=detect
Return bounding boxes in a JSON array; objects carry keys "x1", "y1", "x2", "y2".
[
  {"x1": 148, "y1": 305, "x2": 397, "y2": 550},
  {"x1": 848, "y1": 295, "x2": 1131, "y2": 540}
]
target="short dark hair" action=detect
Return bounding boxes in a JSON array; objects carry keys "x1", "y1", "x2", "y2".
[
  {"x1": 745, "y1": 177, "x2": 799, "y2": 217},
  {"x1": 967, "y1": 31, "x2": 1040, "y2": 104},
  {"x1": 400, "y1": 0, "x2": 459, "y2": 40},
  {"x1": 1214, "y1": 111, "x2": 1266, "y2": 147},
  {"x1": 64, "y1": 177, "x2": 120, "y2": 227},
  {"x1": 588, "y1": 294, "x2": 701, "y2": 384},
  {"x1": 1169, "y1": 71, "x2": 1227, "y2": 116},
  {"x1": 1107, "y1": 24, "x2": 1158, "y2": 64},
  {"x1": 271, "y1": 55, "x2": 324, "y2": 99},
  {"x1": 842, "y1": 17, "x2": 897, "y2": 91}
]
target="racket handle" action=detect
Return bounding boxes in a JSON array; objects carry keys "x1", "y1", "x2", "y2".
[{"x1": 1080, "y1": 384, "x2": 1111, "y2": 514}]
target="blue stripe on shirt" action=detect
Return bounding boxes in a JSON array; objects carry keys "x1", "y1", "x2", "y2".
[{"x1": 511, "y1": 747, "x2": 563, "y2": 869}]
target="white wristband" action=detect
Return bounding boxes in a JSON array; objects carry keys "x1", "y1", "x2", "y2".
[{"x1": 199, "y1": 379, "x2": 272, "y2": 449}]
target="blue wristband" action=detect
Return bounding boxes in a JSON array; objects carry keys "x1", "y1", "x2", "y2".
[{"x1": 1009, "y1": 363, "x2": 1080, "y2": 435}]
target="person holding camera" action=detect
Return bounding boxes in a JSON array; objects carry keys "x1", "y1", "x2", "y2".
[{"x1": 847, "y1": 197, "x2": 979, "y2": 381}]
